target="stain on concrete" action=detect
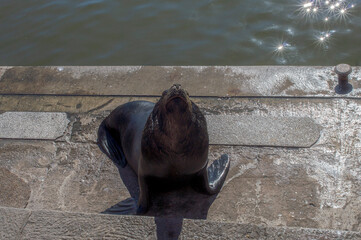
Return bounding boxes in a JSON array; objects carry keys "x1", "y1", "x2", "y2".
[
  {"x1": 0, "y1": 67, "x2": 62, "y2": 94},
  {"x1": 276, "y1": 77, "x2": 295, "y2": 94},
  {"x1": 353, "y1": 213, "x2": 361, "y2": 231},
  {"x1": 70, "y1": 114, "x2": 106, "y2": 143},
  {"x1": 227, "y1": 87, "x2": 241, "y2": 96}
]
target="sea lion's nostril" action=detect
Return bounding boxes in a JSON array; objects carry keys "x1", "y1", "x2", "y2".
[{"x1": 172, "y1": 83, "x2": 181, "y2": 90}]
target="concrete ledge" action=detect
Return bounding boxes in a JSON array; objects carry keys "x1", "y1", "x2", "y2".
[
  {"x1": 0, "y1": 112, "x2": 69, "y2": 140},
  {"x1": 1, "y1": 207, "x2": 360, "y2": 240},
  {"x1": 0, "y1": 66, "x2": 360, "y2": 97}
]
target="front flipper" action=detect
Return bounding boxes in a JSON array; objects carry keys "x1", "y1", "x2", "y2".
[
  {"x1": 102, "y1": 198, "x2": 137, "y2": 215},
  {"x1": 97, "y1": 121, "x2": 127, "y2": 167},
  {"x1": 192, "y1": 154, "x2": 230, "y2": 195}
]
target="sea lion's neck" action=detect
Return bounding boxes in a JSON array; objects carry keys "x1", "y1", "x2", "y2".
[
  {"x1": 161, "y1": 111, "x2": 193, "y2": 140},
  {"x1": 146, "y1": 110, "x2": 194, "y2": 153},
  {"x1": 142, "y1": 101, "x2": 208, "y2": 163}
]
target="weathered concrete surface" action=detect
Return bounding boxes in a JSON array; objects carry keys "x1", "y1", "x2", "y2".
[
  {"x1": 0, "y1": 168, "x2": 30, "y2": 208},
  {"x1": 206, "y1": 115, "x2": 320, "y2": 147},
  {"x1": 0, "y1": 66, "x2": 360, "y2": 236},
  {"x1": 180, "y1": 219, "x2": 361, "y2": 240},
  {"x1": 0, "y1": 96, "x2": 360, "y2": 232},
  {"x1": 0, "y1": 112, "x2": 69, "y2": 140},
  {"x1": 0, "y1": 66, "x2": 361, "y2": 97},
  {"x1": 0, "y1": 207, "x2": 31, "y2": 240},
  {"x1": 1, "y1": 207, "x2": 360, "y2": 240},
  {"x1": 0, "y1": 140, "x2": 130, "y2": 213}
]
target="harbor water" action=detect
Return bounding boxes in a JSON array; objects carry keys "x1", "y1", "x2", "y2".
[{"x1": 0, "y1": 0, "x2": 360, "y2": 65}]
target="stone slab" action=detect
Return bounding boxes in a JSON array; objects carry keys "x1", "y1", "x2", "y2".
[
  {"x1": 0, "y1": 141, "x2": 130, "y2": 214},
  {"x1": 0, "y1": 66, "x2": 361, "y2": 97},
  {"x1": 0, "y1": 112, "x2": 69, "y2": 140},
  {"x1": 180, "y1": 219, "x2": 361, "y2": 240},
  {"x1": 206, "y1": 115, "x2": 320, "y2": 147},
  {"x1": 0, "y1": 168, "x2": 30, "y2": 208},
  {"x1": 0, "y1": 207, "x2": 30, "y2": 240},
  {"x1": 22, "y1": 208, "x2": 157, "y2": 240},
  {"x1": 0, "y1": 207, "x2": 360, "y2": 240}
]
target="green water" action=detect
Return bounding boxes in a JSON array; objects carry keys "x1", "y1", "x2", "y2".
[{"x1": 0, "y1": 0, "x2": 360, "y2": 65}]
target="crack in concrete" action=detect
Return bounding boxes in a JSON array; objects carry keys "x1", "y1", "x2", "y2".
[
  {"x1": 87, "y1": 98, "x2": 114, "y2": 114},
  {"x1": 18, "y1": 210, "x2": 32, "y2": 240}
]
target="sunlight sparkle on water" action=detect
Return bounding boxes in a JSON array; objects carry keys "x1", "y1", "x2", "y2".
[
  {"x1": 304, "y1": 2, "x2": 313, "y2": 8},
  {"x1": 273, "y1": 0, "x2": 358, "y2": 63},
  {"x1": 273, "y1": 42, "x2": 292, "y2": 55},
  {"x1": 314, "y1": 30, "x2": 336, "y2": 49}
]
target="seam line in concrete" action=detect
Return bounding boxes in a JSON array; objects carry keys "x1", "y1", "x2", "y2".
[
  {"x1": 0, "y1": 138, "x2": 67, "y2": 142},
  {"x1": 1, "y1": 93, "x2": 361, "y2": 100},
  {"x1": 208, "y1": 143, "x2": 306, "y2": 149},
  {"x1": 0, "y1": 138, "x2": 309, "y2": 149}
]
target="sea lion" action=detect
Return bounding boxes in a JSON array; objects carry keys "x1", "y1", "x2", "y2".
[{"x1": 98, "y1": 84, "x2": 230, "y2": 214}]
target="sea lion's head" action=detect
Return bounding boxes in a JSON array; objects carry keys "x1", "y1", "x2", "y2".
[
  {"x1": 149, "y1": 84, "x2": 194, "y2": 134},
  {"x1": 143, "y1": 84, "x2": 208, "y2": 161}
]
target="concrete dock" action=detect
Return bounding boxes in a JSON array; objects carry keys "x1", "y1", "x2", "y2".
[{"x1": 0, "y1": 66, "x2": 360, "y2": 239}]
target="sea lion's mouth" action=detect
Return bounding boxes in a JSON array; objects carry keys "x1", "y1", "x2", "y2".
[
  {"x1": 166, "y1": 95, "x2": 189, "y2": 113},
  {"x1": 167, "y1": 95, "x2": 187, "y2": 103}
]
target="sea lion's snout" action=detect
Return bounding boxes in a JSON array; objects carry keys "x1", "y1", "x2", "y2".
[
  {"x1": 168, "y1": 84, "x2": 189, "y2": 100},
  {"x1": 164, "y1": 84, "x2": 189, "y2": 112}
]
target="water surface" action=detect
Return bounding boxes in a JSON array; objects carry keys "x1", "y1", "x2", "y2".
[{"x1": 0, "y1": 0, "x2": 360, "y2": 65}]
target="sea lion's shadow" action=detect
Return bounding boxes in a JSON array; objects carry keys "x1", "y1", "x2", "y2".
[{"x1": 103, "y1": 163, "x2": 218, "y2": 240}]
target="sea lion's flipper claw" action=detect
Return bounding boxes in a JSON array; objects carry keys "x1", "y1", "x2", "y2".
[
  {"x1": 192, "y1": 154, "x2": 230, "y2": 195},
  {"x1": 102, "y1": 197, "x2": 137, "y2": 215},
  {"x1": 98, "y1": 121, "x2": 127, "y2": 168}
]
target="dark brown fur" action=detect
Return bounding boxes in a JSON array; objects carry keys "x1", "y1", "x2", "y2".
[{"x1": 98, "y1": 84, "x2": 229, "y2": 214}]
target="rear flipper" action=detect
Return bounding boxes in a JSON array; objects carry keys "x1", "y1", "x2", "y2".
[
  {"x1": 192, "y1": 154, "x2": 230, "y2": 195},
  {"x1": 102, "y1": 198, "x2": 137, "y2": 215},
  {"x1": 97, "y1": 121, "x2": 127, "y2": 167}
]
